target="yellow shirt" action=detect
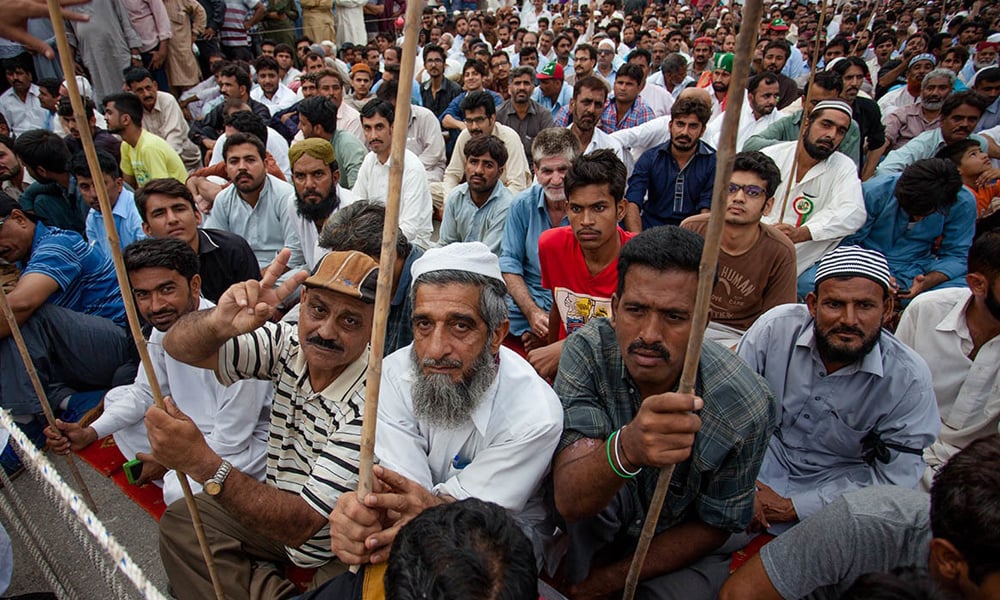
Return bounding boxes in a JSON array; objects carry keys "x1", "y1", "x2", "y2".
[{"x1": 120, "y1": 129, "x2": 188, "y2": 187}]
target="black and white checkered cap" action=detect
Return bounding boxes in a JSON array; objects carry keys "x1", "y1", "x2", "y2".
[{"x1": 815, "y1": 246, "x2": 892, "y2": 292}]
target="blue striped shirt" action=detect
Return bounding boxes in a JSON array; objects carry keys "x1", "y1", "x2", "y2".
[{"x1": 21, "y1": 223, "x2": 126, "y2": 326}]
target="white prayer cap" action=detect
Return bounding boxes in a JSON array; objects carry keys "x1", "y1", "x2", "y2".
[
  {"x1": 411, "y1": 242, "x2": 505, "y2": 285},
  {"x1": 810, "y1": 99, "x2": 854, "y2": 120}
]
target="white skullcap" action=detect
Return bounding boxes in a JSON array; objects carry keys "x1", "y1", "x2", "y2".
[
  {"x1": 411, "y1": 242, "x2": 504, "y2": 284},
  {"x1": 815, "y1": 246, "x2": 892, "y2": 292},
  {"x1": 810, "y1": 99, "x2": 853, "y2": 119},
  {"x1": 598, "y1": 38, "x2": 617, "y2": 51}
]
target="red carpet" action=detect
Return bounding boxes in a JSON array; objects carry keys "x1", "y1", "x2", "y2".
[{"x1": 74, "y1": 436, "x2": 166, "y2": 520}]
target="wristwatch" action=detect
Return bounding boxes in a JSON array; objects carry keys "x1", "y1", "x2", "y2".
[{"x1": 204, "y1": 460, "x2": 233, "y2": 496}]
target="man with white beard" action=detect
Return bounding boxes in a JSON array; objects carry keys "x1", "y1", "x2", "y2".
[{"x1": 328, "y1": 242, "x2": 563, "y2": 569}]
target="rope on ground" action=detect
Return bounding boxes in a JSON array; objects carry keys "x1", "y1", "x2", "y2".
[{"x1": 0, "y1": 410, "x2": 169, "y2": 600}]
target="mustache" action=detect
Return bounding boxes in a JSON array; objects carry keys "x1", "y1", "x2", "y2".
[
  {"x1": 307, "y1": 336, "x2": 344, "y2": 352},
  {"x1": 422, "y1": 357, "x2": 463, "y2": 369},
  {"x1": 627, "y1": 340, "x2": 671, "y2": 361},
  {"x1": 829, "y1": 325, "x2": 864, "y2": 338}
]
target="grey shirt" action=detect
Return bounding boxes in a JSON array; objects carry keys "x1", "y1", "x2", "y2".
[
  {"x1": 496, "y1": 99, "x2": 555, "y2": 166},
  {"x1": 760, "y1": 485, "x2": 930, "y2": 600}
]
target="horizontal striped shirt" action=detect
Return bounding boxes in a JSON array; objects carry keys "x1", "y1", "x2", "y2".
[
  {"x1": 220, "y1": 0, "x2": 260, "y2": 47},
  {"x1": 21, "y1": 223, "x2": 125, "y2": 325},
  {"x1": 217, "y1": 322, "x2": 367, "y2": 567}
]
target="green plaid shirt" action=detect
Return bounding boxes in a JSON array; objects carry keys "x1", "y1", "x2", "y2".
[{"x1": 554, "y1": 318, "x2": 776, "y2": 539}]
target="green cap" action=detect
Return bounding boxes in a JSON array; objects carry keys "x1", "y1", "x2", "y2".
[{"x1": 713, "y1": 53, "x2": 734, "y2": 73}]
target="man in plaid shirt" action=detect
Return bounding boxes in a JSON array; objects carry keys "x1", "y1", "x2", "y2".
[{"x1": 600, "y1": 64, "x2": 655, "y2": 133}]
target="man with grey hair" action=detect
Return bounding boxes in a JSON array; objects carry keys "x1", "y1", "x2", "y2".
[
  {"x1": 328, "y1": 241, "x2": 563, "y2": 569},
  {"x1": 500, "y1": 128, "x2": 580, "y2": 351},
  {"x1": 884, "y1": 69, "x2": 956, "y2": 151},
  {"x1": 317, "y1": 200, "x2": 423, "y2": 356},
  {"x1": 646, "y1": 53, "x2": 695, "y2": 99}
]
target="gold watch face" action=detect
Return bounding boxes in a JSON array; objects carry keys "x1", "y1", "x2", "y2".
[{"x1": 204, "y1": 480, "x2": 222, "y2": 496}]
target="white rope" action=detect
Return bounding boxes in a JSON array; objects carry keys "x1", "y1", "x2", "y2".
[{"x1": 0, "y1": 409, "x2": 169, "y2": 600}]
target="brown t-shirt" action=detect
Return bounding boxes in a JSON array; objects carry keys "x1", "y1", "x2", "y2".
[{"x1": 681, "y1": 214, "x2": 798, "y2": 331}]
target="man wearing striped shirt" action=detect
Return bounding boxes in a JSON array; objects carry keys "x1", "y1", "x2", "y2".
[{"x1": 152, "y1": 249, "x2": 379, "y2": 599}]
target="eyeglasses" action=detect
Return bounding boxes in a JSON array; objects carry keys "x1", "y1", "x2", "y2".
[
  {"x1": 727, "y1": 183, "x2": 767, "y2": 199},
  {"x1": 425, "y1": 57, "x2": 444, "y2": 64}
]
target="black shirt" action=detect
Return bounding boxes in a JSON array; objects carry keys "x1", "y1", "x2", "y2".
[
  {"x1": 852, "y1": 96, "x2": 886, "y2": 163},
  {"x1": 196, "y1": 228, "x2": 261, "y2": 303},
  {"x1": 420, "y1": 77, "x2": 462, "y2": 119},
  {"x1": 189, "y1": 98, "x2": 272, "y2": 147}
]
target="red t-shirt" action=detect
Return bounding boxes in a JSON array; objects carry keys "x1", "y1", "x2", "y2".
[{"x1": 538, "y1": 225, "x2": 635, "y2": 340}]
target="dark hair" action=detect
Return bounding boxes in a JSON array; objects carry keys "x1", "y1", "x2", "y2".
[
  {"x1": 519, "y1": 46, "x2": 539, "y2": 60},
  {"x1": 671, "y1": 95, "x2": 712, "y2": 126},
  {"x1": 943, "y1": 46, "x2": 970, "y2": 67},
  {"x1": 222, "y1": 132, "x2": 266, "y2": 161},
  {"x1": 384, "y1": 499, "x2": 537, "y2": 600},
  {"x1": 873, "y1": 32, "x2": 896, "y2": 47},
  {"x1": 627, "y1": 48, "x2": 652, "y2": 66},
  {"x1": 274, "y1": 42, "x2": 295, "y2": 57},
  {"x1": 13, "y1": 130, "x2": 70, "y2": 174},
  {"x1": 218, "y1": 63, "x2": 252, "y2": 92},
  {"x1": 823, "y1": 37, "x2": 852, "y2": 56},
  {"x1": 134, "y1": 178, "x2": 197, "y2": 221},
  {"x1": 565, "y1": 149, "x2": 627, "y2": 204},
  {"x1": 830, "y1": 55, "x2": 868, "y2": 76},
  {"x1": 748, "y1": 72, "x2": 780, "y2": 93},
  {"x1": 463, "y1": 59, "x2": 488, "y2": 78},
  {"x1": 298, "y1": 96, "x2": 339, "y2": 134},
  {"x1": 254, "y1": 55, "x2": 280, "y2": 75},
  {"x1": 573, "y1": 75, "x2": 610, "y2": 99},
  {"x1": 975, "y1": 67, "x2": 1000, "y2": 86},
  {"x1": 929, "y1": 434, "x2": 1000, "y2": 585},
  {"x1": 423, "y1": 43, "x2": 446, "y2": 62},
  {"x1": 102, "y1": 92, "x2": 144, "y2": 126},
  {"x1": 840, "y1": 568, "x2": 951, "y2": 600},
  {"x1": 617, "y1": 225, "x2": 704, "y2": 296},
  {"x1": 616, "y1": 63, "x2": 645, "y2": 84},
  {"x1": 57, "y1": 95, "x2": 96, "y2": 119},
  {"x1": 509, "y1": 66, "x2": 536, "y2": 83},
  {"x1": 732, "y1": 151, "x2": 782, "y2": 198},
  {"x1": 464, "y1": 134, "x2": 508, "y2": 168},
  {"x1": 375, "y1": 79, "x2": 399, "y2": 103},
  {"x1": 764, "y1": 39, "x2": 791, "y2": 60},
  {"x1": 941, "y1": 91, "x2": 989, "y2": 117},
  {"x1": 575, "y1": 43, "x2": 598, "y2": 61},
  {"x1": 0, "y1": 134, "x2": 13, "y2": 153},
  {"x1": 318, "y1": 199, "x2": 410, "y2": 258},
  {"x1": 968, "y1": 229, "x2": 1000, "y2": 279},
  {"x1": 489, "y1": 50, "x2": 511, "y2": 66},
  {"x1": 224, "y1": 110, "x2": 268, "y2": 144},
  {"x1": 68, "y1": 150, "x2": 120, "y2": 179},
  {"x1": 809, "y1": 69, "x2": 844, "y2": 94},
  {"x1": 124, "y1": 236, "x2": 200, "y2": 282},
  {"x1": 460, "y1": 91, "x2": 497, "y2": 119},
  {"x1": 36, "y1": 78, "x2": 61, "y2": 96},
  {"x1": 893, "y1": 159, "x2": 961, "y2": 218},
  {"x1": 360, "y1": 98, "x2": 395, "y2": 124},
  {"x1": 123, "y1": 67, "x2": 155, "y2": 86},
  {"x1": 935, "y1": 138, "x2": 983, "y2": 166}
]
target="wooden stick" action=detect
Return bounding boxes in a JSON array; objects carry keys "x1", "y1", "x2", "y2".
[
  {"x1": 778, "y1": 0, "x2": 828, "y2": 222},
  {"x1": 44, "y1": 3, "x2": 225, "y2": 598},
  {"x1": 621, "y1": 0, "x2": 764, "y2": 597},
  {"x1": 0, "y1": 287, "x2": 98, "y2": 511},
  {"x1": 355, "y1": 0, "x2": 423, "y2": 504}
]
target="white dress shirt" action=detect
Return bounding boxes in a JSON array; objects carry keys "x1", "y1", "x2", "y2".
[
  {"x1": 703, "y1": 92, "x2": 784, "y2": 152},
  {"x1": 375, "y1": 344, "x2": 563, "y2": 561},
  {"x1": 761, "y1": 141, "x2": 866, "y2": 274},
  {"x1": 896, "y1": 287, "x2": 1000, "y2": 475},
  {"x1": 0, "y1": 85, "x2": 47, "y2": 136},
  {"x1": 353, "y1": 149, "x2": 433, "y2": 249},
  {"x1": 91, "y1": 298, "x2": 272, "y2": 505},
  {"x1": 639, "y1": 79, "x2": 674, "y2": 118},
  {"x1": 251, "y1": 82, "x2": 299, "y2": 116}
]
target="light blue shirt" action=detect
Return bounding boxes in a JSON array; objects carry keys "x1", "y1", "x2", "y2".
[
  {"x1": 976, "y1": 96, "x2": 1000, "y2": 132},
  {"x1": 438, "y1": 180, "x2": 513, "y2": 256},
  {"x1": 874, "y1": 130, "x2": 988, "y2": 179},
  {"x1": 842, "y1": 174, "x2": 976, "y2": 289},
  {"x1": 85, "y1": 187, "x2": 146, "y2": 254},
  {"x1": 203, "y1": 174, "x2": 304, "y2": 273},
  {"x1": 498, "y1": 184, "x2": 569, "y2": 336},
  {"x1": 531, "y1": 82, "x2": 574, "y2": 117},
  {"x1": 371, "y1": 78, "x2": 422, "y2": 107},
  {"x1": 782, "y1": 44, "x2": 809, "y2": 80},
  {"x1": 737, "y1": 304, "x2": 940, "y2": 532}
]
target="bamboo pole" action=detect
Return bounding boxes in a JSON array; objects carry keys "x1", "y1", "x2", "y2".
[
  {"x1": 778, "y1": 0, "x2": 828, "y2": 222},
  {"x1": 355, "y1": 0, "x2": 423, "y2": 503},
  {"x1": 621, "y1": 0, "x2": 764, "y2": 597},
  {"x1": 44, "y1": 2, "x2": 225, "y2": 598},
  {"x1": 0, "y1": 287, "x2": 97, "y2": 511}
]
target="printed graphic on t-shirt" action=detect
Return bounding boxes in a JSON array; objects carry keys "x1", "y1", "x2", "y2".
[{"x1": 553, "y1": 287, "x2": 612, "y2": 335}]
